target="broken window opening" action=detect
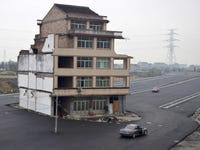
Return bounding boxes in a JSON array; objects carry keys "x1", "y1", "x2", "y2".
[
  {"x1": 113, "y1": 77, "x2": 126, "y2": 87},
  {"x1": 58, "y1": 56, "x2": 73, "y2": 68},
  {"x1": 58, "y1": 76, "x2": 73, "y2": 88},
  {"x1": 114, "y1": 58, "x2": 127, "y2": 69}
]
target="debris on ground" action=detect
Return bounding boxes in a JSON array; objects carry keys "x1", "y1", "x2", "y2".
[
  {"x1": 63, "y1": 112, "x2": 141, "y2": 123},
  {"x1": 0, "y1": 76, "x2": 18, "y2": 94},
  {"x1": 11, "y1": 103, "x2": 141, "y2": 123}
]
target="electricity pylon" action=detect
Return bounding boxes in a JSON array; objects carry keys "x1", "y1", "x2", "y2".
[{"x1": 166, "y1": 29, "x2": 178, "y2": 65}]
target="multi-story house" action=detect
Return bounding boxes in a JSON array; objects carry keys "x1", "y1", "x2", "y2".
[{"x1": 18, "y1": 4, "x2": 132, "y2": 116}]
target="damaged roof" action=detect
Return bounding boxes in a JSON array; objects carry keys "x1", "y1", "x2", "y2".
[{"x1": 54, "y1": 3, "x2": 99, "y2": 16}]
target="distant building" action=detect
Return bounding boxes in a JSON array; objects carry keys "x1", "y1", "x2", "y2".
[
  {"x1": 153, "y1": 63, "x2": 168, "y2": 69},
  {"x1": 18, "y1": 4, "x2": 132, "y2": 116},
  {"x1": 137, "y1": 62, "x2": 152, "y2": 70}
]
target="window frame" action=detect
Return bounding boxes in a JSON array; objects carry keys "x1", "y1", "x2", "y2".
[
  {"x1": 77, "y1": 76, "x2": 92, "y2": 88},
  {"x1": 92, "y1": 99, "x2": 106, "y2": 110},
  {"x1": 96, "y1": 76, "x2": 110, "y2": 87},
  {"x1": 96, "y1": 58, "x2": 110, "y2": 69},
  {"x1": 77, "y1": 57, "x2": 93, "y2": 68},
  {"x1": 90, "y1": 22, "x2": 103, "y2": 31},
  {"x1": 77, "y1": 36, "x2": 93, "y2": 48},
  {"x1": 74, "y1": 100, "x2": 89, "y2": 111},
  {"x1": 97, "y1": 38, "x2": 111, "y2": 49},
  {"x1": 71, "y1": 20, "x2": 86, "y2": 30}
]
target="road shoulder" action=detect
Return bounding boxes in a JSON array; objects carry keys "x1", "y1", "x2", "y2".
[{"x1": 171, "y1": 108, "x2": 200, "y2": 150}]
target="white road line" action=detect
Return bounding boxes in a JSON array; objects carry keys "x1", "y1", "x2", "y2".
[
  {"x1": 130, "y1": 76, "x2": 200, "y2": 95},
  {"x1": 159, "y1": 91, "x2": 200, "y2": 109},
  {"x1": 131, "y1": 75, "x2": 171, "y2": 83},
  {"x1": 159, "y1": 77, "x2": 200, "y2": 89},
  {"x1": 159, "y1": 92, "x2": 200, "y2": 108},
  {"x1": 0, "y1": 93, "x2": 19, "y2": 97}
]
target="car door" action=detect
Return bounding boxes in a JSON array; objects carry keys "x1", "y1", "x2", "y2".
[
  {"x1": 138, "y1": 127, "x2": 143, "y2": 135},
  {"x1": 136, "y1": 126, "x2": 143, "y2": 135},
  {"x1": 134, "y1": 126, "x2": 140, "y2": 136}
]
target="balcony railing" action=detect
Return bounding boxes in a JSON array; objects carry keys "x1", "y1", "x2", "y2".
[{"x1": 69, "y1": 29, "x2": 123, "y2": 39}]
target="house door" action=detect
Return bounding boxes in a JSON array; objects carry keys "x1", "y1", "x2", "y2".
[{"x1": 113, "y1": 100, "x2": 119, "y2": 113}]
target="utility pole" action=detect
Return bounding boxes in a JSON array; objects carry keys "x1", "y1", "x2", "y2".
[
  {"x1": 166, "y1": 29, "x2": 178, "y2": 65},
  {"x1": 3, "y1": 50, "x2": 6, "y2": 70},
  {"x1": 55, "y1": 94, "x2": 58, "y2": 133}
]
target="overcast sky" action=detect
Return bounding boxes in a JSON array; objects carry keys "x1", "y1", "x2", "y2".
[{"x1": 0, "y1": 0, "x2": 200, "y2": 65}]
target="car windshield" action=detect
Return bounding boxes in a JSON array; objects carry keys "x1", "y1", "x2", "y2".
[{"x1": 125, "y1": 125, "x2": 137, "y2": 129}]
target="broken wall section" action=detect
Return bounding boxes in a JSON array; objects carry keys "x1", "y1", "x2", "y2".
[
  {"x1": 18, "y1": 34, "x2": 54, "y2": 115},
  {"x1": 18, "y1": 53, "x2": 53, "y2": 115}
]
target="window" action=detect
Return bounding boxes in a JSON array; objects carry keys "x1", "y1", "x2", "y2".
[
  {"x1": 96, "y1": 77, "x2": 110, "y2": 87},
  {"x1": 97, "y1": 38, "x2": 111, "y2": 49},
  {"x1": 92, "y1": 97, "x2": 106, "y2": 110},
  {"x1": 58, "y1": 76, "x2": 73, "y2": 88},
  {"x1": 74, "y1": 96, "x2": 106, "y2": 111},
  {"x1": 96, "y1": 58, "x2": 110, "y2": 69},
  {"x1": 74, "y1": 100, "x2": 89, "y2": 111},
  {"x1": 77, "y1": 36, "x2": 93, "y2": 48},
  {"x1": 58, "y1": 56, "x2": 73, "y2": 68},
  {"x1": 77, "y1": 77, "x2": 92, "y2": 88},
  {"x1": 77, "y1": 57, "x2": 93, "y2": 68},
  {"x1": 90, "y1": 22, "x2": 103, "y2": 31},
  {"x1": 71, "y1": 20, "x2": 86, "y2": 30}
]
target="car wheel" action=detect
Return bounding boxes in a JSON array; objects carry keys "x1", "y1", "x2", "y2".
[
  {"x1": 144, "y1": 130, "x2": 148, "y2": 136},
  {"x1": 132, "y1": 134, "x2": 136, "y2": 138}
]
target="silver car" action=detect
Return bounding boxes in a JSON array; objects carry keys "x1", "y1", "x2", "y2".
[
  {"x1": 152, "y1": 86, "x2": 160, "y2": 93},
  {"x1": 120, "y1": 124, "x2": 148, "y2": 138}
]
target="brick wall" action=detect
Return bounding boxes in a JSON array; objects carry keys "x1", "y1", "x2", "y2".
[
  {"x1": 40, "y1": 6, "x2": 68, "y2": 37},
  {"x1": 58, "y1": 35, "x2": 74, "y2": 48}
]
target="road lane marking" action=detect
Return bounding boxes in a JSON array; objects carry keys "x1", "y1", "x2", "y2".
[
  {"x1": 159, "y1": 91, "x2": 200, "y2": 109},
  {"x1": 131, "y1": 75, "x2": 172, "y2": 83},
  {"x1": 159, "y1": 92, "x2": 200, "y2": 108},
  {"x1": 0, "y1": 93, "x2": 19, "y2": 97},
  {"x1": 130, "y1": 76, "x2": 200, "y2": 95},
  {"x1": 146, "y1": 122, "x2": 152, "y2": 124},
  {"x1": 159, "y1": 77, "x2": 200, "y2": 89}
]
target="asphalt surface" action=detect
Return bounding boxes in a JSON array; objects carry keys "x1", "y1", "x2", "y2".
[
  {"x1": 0, "y1": 72, "x2": 200, "y2": 150},
  {"x1": 130, "y1": 72, "x2": 200, "y2": 94}
]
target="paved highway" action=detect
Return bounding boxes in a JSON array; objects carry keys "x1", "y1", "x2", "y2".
[
  {"x1": 0, "y1": 72, "x2": 200, "y2": 150},
  {"x1": 130, "y1": 72, "x2": 200, "y2": 94}
]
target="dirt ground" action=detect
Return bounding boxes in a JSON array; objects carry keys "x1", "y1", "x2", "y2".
[
  {"x1": 171, "y1": 108, "x2": 200, "y2": 150},
  {"x1": 0, "y1": 75, "x2": 17, "y2": 94}
]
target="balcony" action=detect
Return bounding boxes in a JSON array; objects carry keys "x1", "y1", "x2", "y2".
[{"x1": 68, "y1": 29, "x2": 123, "y2": 39}]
